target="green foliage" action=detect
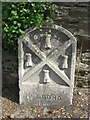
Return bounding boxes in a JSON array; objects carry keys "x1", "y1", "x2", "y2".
[{"x1": 2, "y1": 2, "x2": 58, "y2": 52}]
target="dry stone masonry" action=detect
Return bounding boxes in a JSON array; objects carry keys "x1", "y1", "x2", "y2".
[{"x1": 18, "y1": 24, "x2": 77, "y2": 108}]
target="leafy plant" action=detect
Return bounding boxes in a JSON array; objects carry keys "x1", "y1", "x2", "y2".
[{"x1": 2, "y1": 2, "x2": 58, "y2": 52}]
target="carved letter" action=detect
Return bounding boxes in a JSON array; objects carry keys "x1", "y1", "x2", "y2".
[
  {"x1": 52, "y1": 95, "x2": 56, "y2": 100},
  {"x1": 58, "y1": 96, "x2": 61, "y2": 100}
]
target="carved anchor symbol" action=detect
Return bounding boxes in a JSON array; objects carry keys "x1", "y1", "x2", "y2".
[{"x1": 21, "y1": 36, "x2": 73, "y2": 86}]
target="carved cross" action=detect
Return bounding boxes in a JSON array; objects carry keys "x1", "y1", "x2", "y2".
[{"x1": 19, "y1": 35, "x2": 73, "y2": 86}]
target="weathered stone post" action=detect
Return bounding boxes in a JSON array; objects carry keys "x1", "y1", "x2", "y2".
[{"x1": 18, "y1": 24, "x2": 77, "y2": 108}]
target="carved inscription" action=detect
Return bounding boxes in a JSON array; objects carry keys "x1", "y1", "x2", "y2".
[
  {"x1": 26, "y1": 93, "x2": 62, "y2": 101},
  {"x1": 36, "y1": 102, "x2": 49, "y2": 107}
]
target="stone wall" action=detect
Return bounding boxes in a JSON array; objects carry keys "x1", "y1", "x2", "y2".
[
  {"x1": 54, "y1": 2, "x2": 89, "y2": 88},
  {"x1": 54, "y1": 3, "x2": 88, "y2": 36}
]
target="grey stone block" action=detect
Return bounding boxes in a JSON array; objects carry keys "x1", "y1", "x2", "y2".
[{"x1": 18, "y1": 24, "x2": 77, "y2": 108}]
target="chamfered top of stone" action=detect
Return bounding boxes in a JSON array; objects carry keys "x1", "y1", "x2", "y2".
[{"x1": 18, "y1": 23, "x2": 77, "y2": 43}]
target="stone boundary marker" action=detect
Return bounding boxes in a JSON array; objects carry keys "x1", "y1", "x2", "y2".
[{"x1": 18, "y1": 24, "x2": 77, "y2": 108}]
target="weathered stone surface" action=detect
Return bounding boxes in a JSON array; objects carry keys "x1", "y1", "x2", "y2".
[
  {"x1": 18, "y1": 24, "x2": 77, "y2": 108},
  {"x1": 54, "y1": 3, "x2": 88, "y2": 37}
]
